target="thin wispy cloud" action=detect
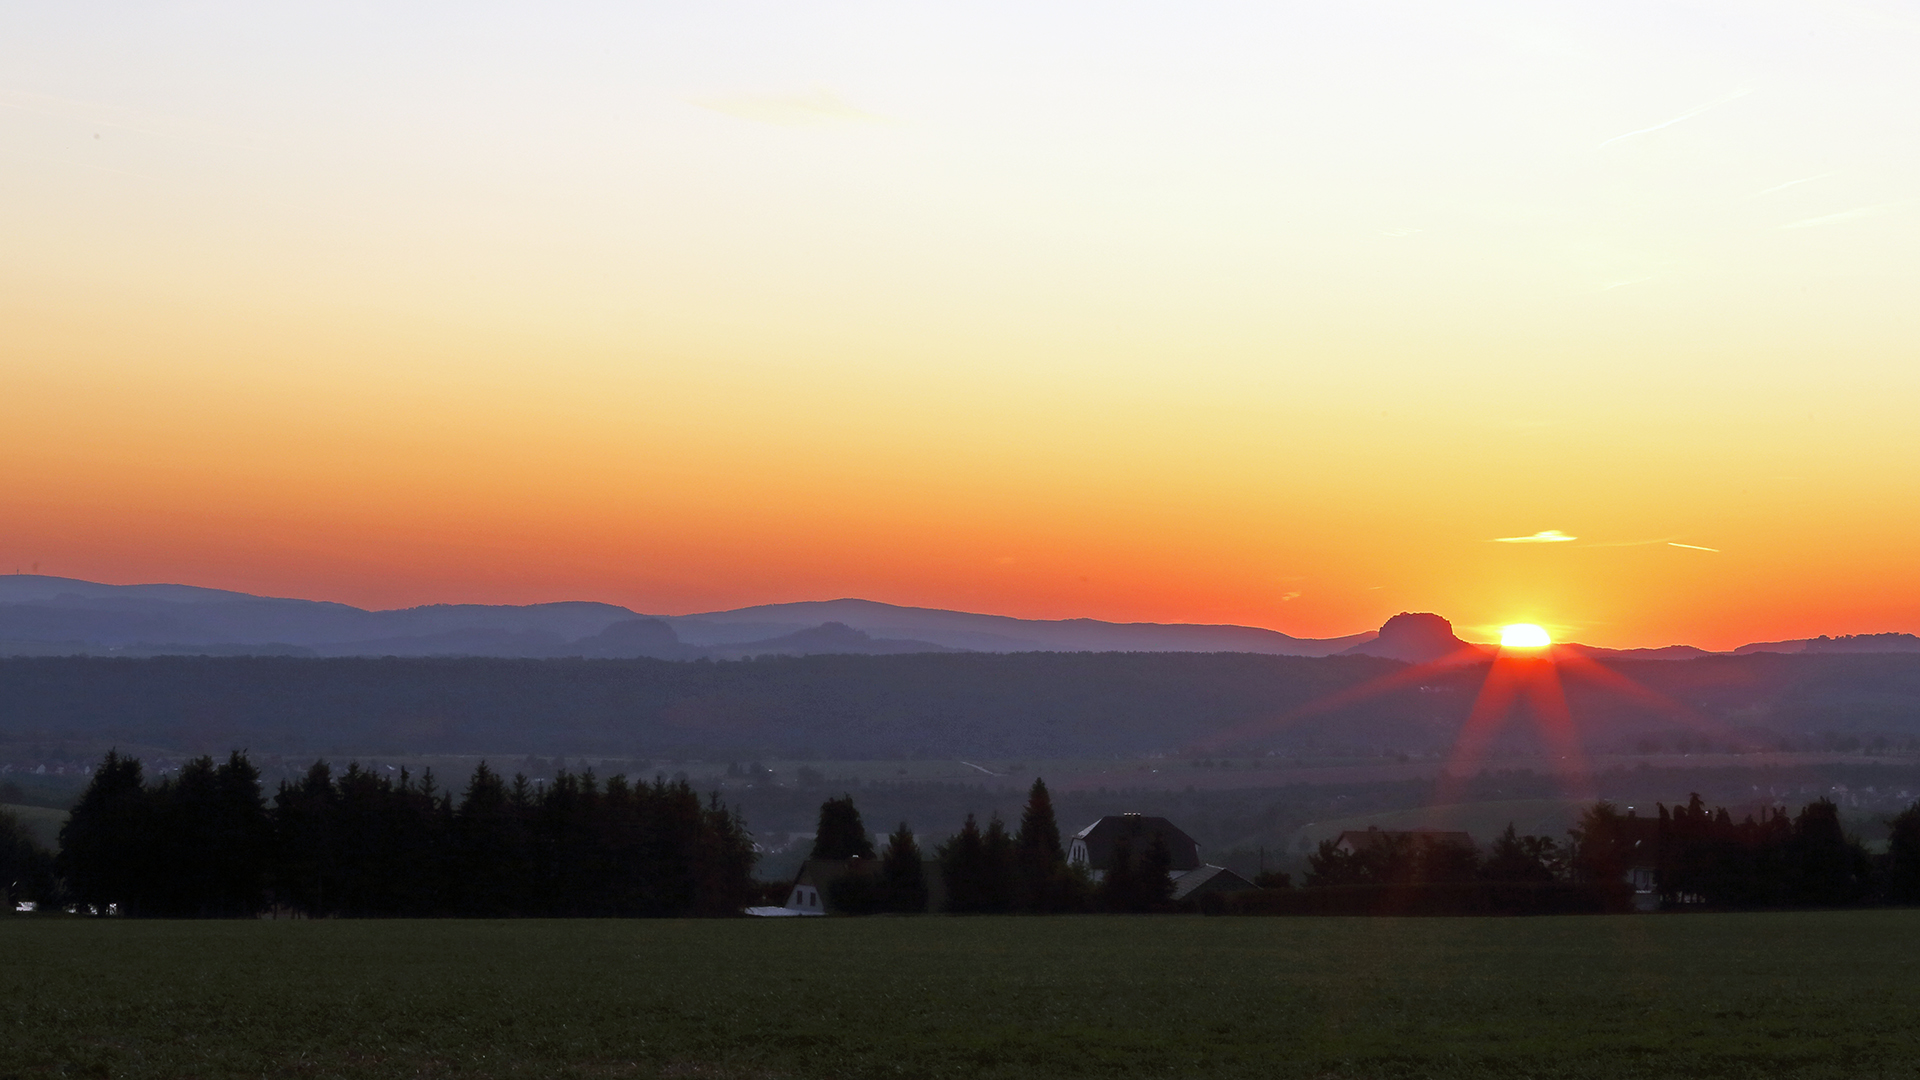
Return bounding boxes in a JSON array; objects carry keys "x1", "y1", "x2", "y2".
[
  {"x1": 1755, "y1": 173, "x2": 1836, "y2": 197},
  {"x1": 1586, "y1": 536, "x2": 1677, "y2": 548},
  {"x1": 1779, "y1": 203, "x2": 1902, "y2": 229},
  {"x1": 691, "y1": 86, "x2": 896, "y2": 127},
  {"x1": 1596, "y1": 86, "x2": 1753, "y2": 149},
  {"x1": 1577, "y1": 536, "x2": 1722, "y2": 552},
  {"x1": 1493, "y1": 530, "x2": 1577, "y2": 544}
]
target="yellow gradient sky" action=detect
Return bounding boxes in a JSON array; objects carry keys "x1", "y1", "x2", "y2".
[{"x1": 5, "y1": 1, "x2": 1919, "y2": 647}]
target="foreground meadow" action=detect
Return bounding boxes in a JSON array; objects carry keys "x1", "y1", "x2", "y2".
[{"x1": 3, "y1": 912, "x2": 1917, "y2": 1079}]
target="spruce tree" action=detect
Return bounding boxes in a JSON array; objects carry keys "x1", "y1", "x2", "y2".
[
  {"x1": 1014, "y1": 778, "x2": 1069, "y2": 911},
  {"x1": 58, "y1": 751, "x2": 150, "y2": 915},
  {"x1": 981, "y1": 815, "x2": 1018, "y2": 913},
  {"x1": 810, "y1": 795, "x2": 876, "y2": 860},
  {"x1": 454, "y1": 762, "x2": 524, "y2": 916},
  {"x1": 209, "y1": 752, "x2": 270, "y2": 916},
  {"x1": 880, "y1": 822, "x2": 928, "y2": 913},
  {"x1": 937, "y1": 813, "x2": 988, "y2": 912},
  {"x1": 272, "y1": 761, "x2": 340, "y2": 916}
]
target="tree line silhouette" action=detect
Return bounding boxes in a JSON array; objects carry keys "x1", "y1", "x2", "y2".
[
  {"x1": 1580, "y1": 795, "x2": 1918, "y2": 908},
  {"x1": 11, "y1": 756, "x2": 1920, "y2": 917},
  {"x1": 40, "y1": 750, "x2": 753, "y2": 917},
  {"x1": 1300, "y1": 794, "x2": 1920, "y2": 910}
]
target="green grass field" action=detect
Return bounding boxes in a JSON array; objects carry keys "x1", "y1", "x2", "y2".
[{"x1": 4, "y1": 912, "x2": 1918, "y2": 1079}]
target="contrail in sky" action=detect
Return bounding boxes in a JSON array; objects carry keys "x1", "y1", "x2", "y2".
[
  {"x1": 1755, "y1": 173, "x2": 1835, "y2": 196},
  {"x1": 1780, "y1": 204, "x2": 1902, "y2": 229},
  {"x1": 1597, "y1": 87, "x2": 1753, "y2": 149}
]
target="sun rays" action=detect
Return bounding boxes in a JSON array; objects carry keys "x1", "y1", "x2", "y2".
[{"x1": 1195, "y1": 620, "x2": 1753, "y2": 810}]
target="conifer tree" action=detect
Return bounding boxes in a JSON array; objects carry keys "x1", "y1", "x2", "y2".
[
  {"x1": 454, "y1": 762, "x2": 525, "y2": 916},
  {"x1": 1014, "y1": 778, "x2": 1071, "y2": 911},
  {"x1": 810, "y1": 795, "x2": 876, "y2": 860},
  {"x1": 880, "y1": 822, "x2": 928, "y2": 913},
  {"x1": 273, "y1": 761, "x2": 340, "y2": 916},
  {"x1": 208, "y1": 751, "x2": 271, "y2": 916},
  {"x1": 58, "y1": 750, "x2": 150, "y2": 914},
  {"x1": 980, "y1": 815, "x2": 1018, "y2": 913},
  {"x1": 937, "y1": 813, "x2": 989, "y2": 912}
]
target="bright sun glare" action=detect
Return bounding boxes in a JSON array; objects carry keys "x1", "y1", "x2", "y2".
[{"x1": 1500, "y1": 623, "x2": 1552, "y2": 649}]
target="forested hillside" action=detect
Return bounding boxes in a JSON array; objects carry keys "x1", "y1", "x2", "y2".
[{"x1": 4, "y1": 652, "x2": 1920, "y2": 761}]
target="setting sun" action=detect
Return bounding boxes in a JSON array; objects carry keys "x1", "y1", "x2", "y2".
[{"x1": 1499, "y1": 624, "x2": 1552, "y2": 649}]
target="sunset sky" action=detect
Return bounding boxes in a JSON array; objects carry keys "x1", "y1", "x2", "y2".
[{"x1": 5, "y1": 1, "x2": 1919, "y2": 648}]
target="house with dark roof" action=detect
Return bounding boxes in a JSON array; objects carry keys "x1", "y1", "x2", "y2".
[
  {"x1": 1168, "y1": 863, "x2": 1256, "y2": 903},
  {"x1": 1068, "y1": 813, "x2": 1256, "y2": 903},
  {"x1": 1067, "y1": 814, "x2": 1202, "y2": 881}
]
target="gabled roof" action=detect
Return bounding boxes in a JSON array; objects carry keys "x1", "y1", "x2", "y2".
[
  {"x1": 1069, "y1": 814, "x2": 1202, "y2": 871},
  {"x1": 793, "y1": 858, "x2": 859, "y2": 889},
  {"x1": 1169, "y1": 864, "x2": 1255, "y2": 901}
]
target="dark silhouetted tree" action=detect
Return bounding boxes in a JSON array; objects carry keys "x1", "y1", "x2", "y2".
[
  {"x1": 810, "y1": 795, "x2": 876, "y2": 861},
  {"x1": 208, "y1": 751, "x2": 271, "y2": 915},
  {"x1": 272, "y1": 761, "x2": 340, "y2": 915},
  {"x1": 452, "y1": 762, "x2": 525, "y2": 917},
  {"x1": 1014, "y1": 778, "x2": 1076, "y2": 911},
  {"x1": 1887, "y1": 801, "x2": 1920, "y2": 904},
  {"x1": 1481, "y1": 823, "x2": 1561, "y2": 883},
  {"x1": 57, "y1": 751, "x2": 150, "y2": 914},
  {"x1": 937, "y1": 813, "x2": 990, "y2": 913},
  {"x1": 880, "y1": 821, "x2": 928, "y2": 913},
  {"x1": 1568, "y1": 802, "x2": 1643, "y2": 902},
  {"x1": 1787, "y1": 798, "x2": 1869, "y2": 907},
  {"x1": 978, "y1": 815, "x2": 1018, "y2": 913}
]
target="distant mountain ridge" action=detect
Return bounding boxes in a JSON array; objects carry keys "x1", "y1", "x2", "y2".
[
  {"x1": 0, "y1": 575, "x2": 1368, "y2": 660},
  {"x1": 2, "y1": 575, "x2": 1913, "y2": 660}
]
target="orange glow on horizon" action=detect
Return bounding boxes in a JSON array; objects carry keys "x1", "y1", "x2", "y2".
[{"x1": 5, "y1": 2, "x2": 1920, "y2": 649}]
